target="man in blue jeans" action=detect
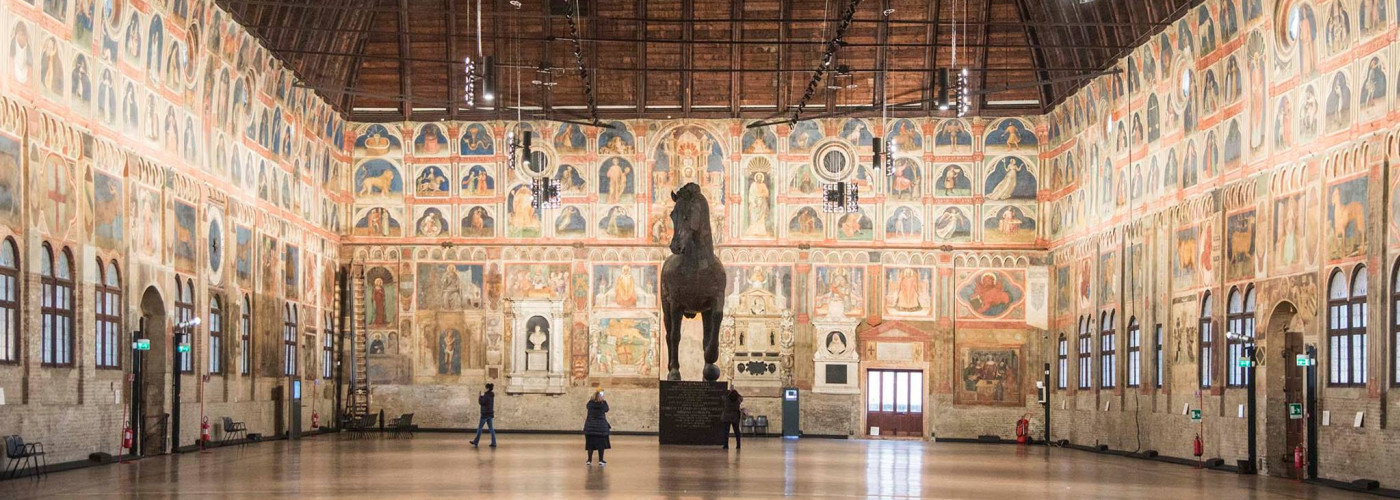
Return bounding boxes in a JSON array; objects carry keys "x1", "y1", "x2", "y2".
[{"x1": 471, "y1": 383, "x2": 496, "y2": 447}]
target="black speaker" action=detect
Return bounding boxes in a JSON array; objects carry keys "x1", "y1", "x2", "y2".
[
  {"x1": 1142, "y1": 450, "x2": 1159, "y2": 458},
  {"x1": 1351, "y1": 479, "x2": 1380, "y2": 490},
  {"x1": 88, "y1": 452, "x2": 113, "y2": 463},
  {"x1": 1204, "y1": 458, "x2": 1225, "y2": 467}
]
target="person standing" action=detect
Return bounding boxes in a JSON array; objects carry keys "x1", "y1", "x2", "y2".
[
  {"x1": 584, "y1": 389, "x2": 611, "y2": 466},
  {"x1": 471, "y1": 383, "x2": 496, "y2": 447},
  {"x1": 721, "y1": 385, "x2": 744, "y2": 450}
]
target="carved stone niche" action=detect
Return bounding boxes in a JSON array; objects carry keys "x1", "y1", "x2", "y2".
[
  {"x1": 725, "y1": 286, "x2": 794, "y2": 388},
  {"x1": 505, "y1": 298, "x2": 566, "y2": 394},
  {"x1": 812, "y1": 311, "x2": 860, "y2": 394}
]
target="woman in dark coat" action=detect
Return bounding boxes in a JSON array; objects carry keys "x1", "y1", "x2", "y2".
[
  {"x1": 584, "y1": 389, "x2": 611, "y2": 465},
  {"x1": 721, "y1": 385, "x2": 744, "y2": 450}
]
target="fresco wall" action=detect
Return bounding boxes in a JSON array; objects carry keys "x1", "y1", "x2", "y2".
[
  {"x1": 0, "y1": 0, "x2": 349, "y2": 462},
  {"x1": 347, "y1": 117, "x2": 1049, "y2": 437},
  {"x1": 1043, "y1": 0, "x2": 1400, "y2": 483}
]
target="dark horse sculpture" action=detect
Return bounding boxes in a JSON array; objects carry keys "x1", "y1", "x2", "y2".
[{"x1": 661, "y1": 183, "x2": 726, "y2": 381}]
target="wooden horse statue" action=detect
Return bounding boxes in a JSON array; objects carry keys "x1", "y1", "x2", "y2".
[{"x1": 661, "y1": 183, "x2": 726, "y2": 381}]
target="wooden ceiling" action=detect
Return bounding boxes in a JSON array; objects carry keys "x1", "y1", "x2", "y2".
[{"x1": 217, "y1": 0, "x2": 1197, "y2": 122}]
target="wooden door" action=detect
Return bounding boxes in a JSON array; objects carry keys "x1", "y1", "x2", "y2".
[
  {"x1": 1282, "y1": 329, "x2": 1304, "y2": 476},
  {"x1": 866, "y1": 369, "x2": 923, "y2": 437}
]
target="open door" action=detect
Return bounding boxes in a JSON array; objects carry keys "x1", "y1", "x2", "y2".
[{"x1": 137, "y1": 286, "x2": 167, "y2": 455}]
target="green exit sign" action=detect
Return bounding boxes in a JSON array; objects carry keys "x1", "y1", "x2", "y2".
[
  {"x1": 1237, "y1": 358, "x2": 1252, "y2": 368},
  {"x1": 1288, "y1": 403, "x2": 1303, "y2": 420},
  {"x1": 133, "y1": 339, "x2": 150, "y2": 351},
  {"x1": 177, "y1": 344, "x2": 191, "y2": 353},
  {"x1": 1296, "y1": 354, "x2": 1308, "y2": 366},
  {"x1": 1190, "y1": 409, "x2": 1202, "y2": 422}
]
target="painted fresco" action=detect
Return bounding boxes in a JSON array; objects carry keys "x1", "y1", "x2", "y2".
[
  {"x1": 813, "y1": 266, "x2": 865, "y2": 319},
  {"x1": 356, "y1": 124, "x2": 402, "y2": 157},
  {"x1": 506, "y1": 184, "x2": 541, "y2": 238},
  {"x1": 787, "y1": 206, "x2": 824, "y2": 240},
  {"x1": 597, "y1": 122, "x2": 635, "y2": 155},
  {"x1": 555, "y1": 164, "x2": 587, "y2": 194},
  {"x1": 460, "y1": 123, "x2": 494, "y2": 155},
  {"x1": 886, "y1": 118, "x2": 922, "y2": 153},
  {"x1": 354, "y1": 159, "x2": 404, "y2": 199},
  {"x1": 741, "y1": 159, "x2": 776, "y2": 238},
  {"x1": 413, "y1": 123, "x2": 449, "y2": 157},
  {"x1": 883, "y1": 267, "x2": 934, "y2": 318},
  {"x1": 592, "y1": 316, "x2": 657, "y2": 377},
  {"x1": 284, "y1": 245, "x2": 299, "y2": 300},
  {"x1": 416, "y1": 263, "x2": 484, "y2": 310},
  {"x1": 353, "y1": 207, "x2": 403, "y2": 237},
  {"x1": 932, "y1": 206, "x2": 973, "y2": 243},
  {"x1": 740, "y1": 127, "x2": 776, "y2": 155},
  {"x1": 1226, "y1": 210, "x2": 1257, "y2": 281},
  {"x1": 984, "y1": 156, "x2": 1038, "y2": 200},
  {"x1": 207, "y1": 210, "x2": 224, "y2": 284},
  {"x1": 172, "y1": 201, "x2": 196, "y2": 272},
  {"x1": 984, "y1": 118, "x2": 1037, "y2": 153},
  {"x1": 414, "y1": 165, "x2": 450, "y2": 198},
  {"x1": 1098, "y1": 251, "x2": 1118, "y2": 305},
  {"x1": 956, "y1": 270, "x2": 1026, "y2": 320},
  {"x1": 1174, "y1": 225, "x2": 1200, "y2": 289},
  {"x1": 554, "y1": 206, "x2": 587, "y2": 238},
  {"x1": 35, "y1": 154, "x2": 78, "y2": 241},
  {"x1": 652, "y1": 125, "x2": 726, "y2": 204},
  {"x1": 839, "y1": 119, "x2": 873, "y2": 147},
  {"x1": 835, "y1": 208, "x2": 874, "y2": 241},
  {"x1": 887, "y1": 158, "x2": 921, "y2": 201},
  {"x1": 592, "y1": 264, "x2": 658, "y2": 309},
  {"x1": 955, "y1": 346, "x2": 1022, "y2": 406},
  {"x1": 366, "y1": 266, "x2": 398, "y2": 328},
  {"x1": 0, "y1": 135, "x2": 20, "y2": 227},
  {"x1": 504, "y1": 263, "x2": 571, "y2": 300},
  {"x1": 884, "y1": 206, "x2": 923, "y2": 242},
  {"x1": 598, "y1": 157, "x2": 636, "y2": 204},
  {"x1": 933, "y1": 119, "x2": 973, "y2": 153},
  {"x1": 1271, "y1": 190, "x2": 1319, "y2": 274},
  {"x1": 460, "y1": 164, "x2": 496, "y2": 197},
  {"x1": 1326, "y1": 178, "x2": 1367, "y2": 260},
  {"x1": 598, "y1": 206, "x2": 637, "y2": 239},
  {"x1": 413, "y1": 206, "x2": 450, "y2": 238},
  {"x1": 788, "y1": 121, "x2": 822, "y2": 153},
  {"x1": 933, "y1": 164, "x2": 973, "y2": 197},
  {"x1": 91, "y1": 171, "x2": 123, "y2": 249},
  {"x1": 983, "y1": 205, "x2": 1036, "y2": 244}
]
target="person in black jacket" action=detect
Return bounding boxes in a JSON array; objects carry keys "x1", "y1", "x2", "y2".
[
  {"x1": 721, "y1": 384, "x2": 743, "y2": 450},
  {"x1": 471, "y1": 383, "x2": 496, "y2": 447},
  {"x1": 584, "y1": 389, "x2": 611, "y2": 465}
]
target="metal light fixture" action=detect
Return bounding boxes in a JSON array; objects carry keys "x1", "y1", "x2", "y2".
[
  {"x1": 532, "y1": 177, "x2": 560, "y2": 210},
  {"x1": 463, "y1": 56, "x2": 476, "y2": 107},
  {"x1": 823, "y1": 182, "x2": 859, "y2": 213}
]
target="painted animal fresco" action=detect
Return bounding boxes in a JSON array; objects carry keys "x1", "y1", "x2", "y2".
[
  {"x1": 1326, "y1": 179, "x2": 1367, "y2": 260},
  {"x1": 355, "y1": 160, "x2": 403, "y2": 198},
  {"x1": 172, "y1": 201, "x2": 197, "y2": 273},
  {"x1": 0, "y1": 135, "x2": 20, "y2": 228},
  {"x1": 957, "y1": 271, "x2": 1026, "y2": 320},
  {"x1": 91, "y1": 171, "x2": 124, "y2": 249},
  {"x1": 1226, "y1": 211, "x2": 1257, "y2": 281}
]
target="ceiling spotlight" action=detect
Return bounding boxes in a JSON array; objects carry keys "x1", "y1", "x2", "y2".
[
  {"x1": 509, "y1": 0, "x2": 521, "y2": 7},
  {"x1": 882, "y1": 8, "x2": 896, "y2": 15}
]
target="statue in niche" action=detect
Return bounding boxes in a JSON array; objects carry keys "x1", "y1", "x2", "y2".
[{"x1": 661, "y1": 183, "x2": 727, "y2": 381}]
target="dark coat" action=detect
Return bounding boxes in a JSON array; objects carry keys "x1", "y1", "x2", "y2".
[
  {"x1": 478, "y1": 390, "x2": 495, "y2": 419},
  {"x1": 721, "y1": 390, "x2": 744, "y2": 423},
  {"x1": 583, "y1": 399, "x2": 611, "y2": 436}
]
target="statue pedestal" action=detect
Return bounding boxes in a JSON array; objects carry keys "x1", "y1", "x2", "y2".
[{"x1": 658, "y1": 380, "x2": 727, "y2": 446}]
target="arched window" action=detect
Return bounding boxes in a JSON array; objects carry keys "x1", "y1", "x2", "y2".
[
  {"x1": 1126, "y1": 317, "x2": 1141, "y2": 388},
  {"x1": 1392, "y1": 260, "x2": 1400, "y2": 386},
  {"x1": 322, "y1": 313, "x2": 334, "y2": 379},
  {"x1": 1226, "y1": 285, "x2": 1256, "y2": 387},
  {"x1": 1199, "y1": 291, "x2": 1214, "y2": 389},
  {"x1": 0, "y1": 238, "x2": 19, "y2": 363},
  {"x1": 1056, "y1": 333, "x2": 1068, "y2": 390},
  {"x1": 1328, "y1": 267, "x2": 1367, "y2": 387},
  {"x1": 240, "y1": 295, "x2": 252, "y2": 375},
  {"x1": 1100, "y1": 311, "x2": 1117, "y2": 389},
  {"x1": 209, "y1": 295, "x2": 223, "y2": 375},
  {"x1": 175, "y1": 277, "x2": 195, "y2": 373},
  {"x1": 41, "y1": 244, "x2": 75, "y2": 366},
  {"x1": 1078, "y1": 316, "x2": 1092, "y2": 389},
  {"x1": 283, "y1": 303, "x2": 297, "y2": 376},
  {"x1": 95, "y1": 260, "x2": 122, "y2": 369}
]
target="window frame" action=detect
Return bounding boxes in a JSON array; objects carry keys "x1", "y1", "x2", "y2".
[
  {"x1": 40, "y1": 244, "x2": 75, "y2": 367},
  {"x1": 0, "y1": 237, "x2": 20, "y2": 364},
  {"x1": 209, "y1": 295, "x2": 224, "y2": 375},
  {"x1": 1056, "y1": 333, "x2": 1068, "y2": 390},
  {"x1": 1126, "y1": 317, "x2": 1141, "y2": 388},
  {"x1": 1392, "y1": 260, "x2": 1400, "y2": 387},
  {"x1": 94, "y1": 260, "x2": 122, "y2": 370},
  {"x1": 1078, "y1": 316, "x2": 1092, "y2": 390},
  {"x1": 283, "y1": 303, "x2": 297, "y2": 376},
  {"x1": 1328, "y1": 267, "x2": 1368, "y2": 387},
  {"x1": 1199, "y1": 291, "x2": 1214, "y2": 389},
  {"x1": 175, "y1": 277, "x2": 195, "y2": 374},
  {"x1": 1225, "y1": 285, "x2": 1256, "y2": 387},
  {"x1": 240, "y1": 294, "x2": 252, "y2": 375},
  {"x1": 1100, "y1": 310, "x2": 1117, "y2": 389},
  {"x1": 1153, "y1": 324, "x2": 1164, "y2": 389},
  {"x1": 322, "y1": 313, "x2": 334, "y2": 379}
]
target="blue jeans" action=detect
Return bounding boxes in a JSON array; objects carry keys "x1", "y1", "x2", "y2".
[{"x1": 472, "y1": 417, "x2": 496, "y2": 445}]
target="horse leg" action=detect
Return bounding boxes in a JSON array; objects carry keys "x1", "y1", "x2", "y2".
[
  {"x1": 663, "y1": 304, "x2": 682, "y2": 381},
  {"x1": 701, "y1": 308, "x2": 722, "y2": 382}
]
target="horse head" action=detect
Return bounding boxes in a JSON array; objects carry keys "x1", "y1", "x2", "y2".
[{"x1": 668, "y1": 183, "x2": 710, "y2": 255}]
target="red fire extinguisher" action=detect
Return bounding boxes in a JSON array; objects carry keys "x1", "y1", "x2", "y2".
[
  {"x1": 312, "y1": 410, "x2": 320, "y2": 430},
  {"x1": 201, "y1": 416, "x2": 212, "y2": 444},
  {"x1": 1015, "y1": 416, "x2": 1030, "y2": 444},
  {"x1": 1192, "y1": 434, "x2": 1204, "y2": 458},
  {"x1": 1294, "y1": 444, "x2": 1306, "y2": 471},
  {"x1": 122, "y1": 421, "x2": 133, "y2": 451}
]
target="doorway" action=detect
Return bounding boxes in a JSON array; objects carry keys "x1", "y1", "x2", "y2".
[
  {"x1": 865, "y1": 369, "x2": 924, "y2": 437},
  {"x1": 1263, "y1": 301, "x2": 1303, "y2": 478},
  {"x1": 137, "y1": 286, "x2": 167, "y2": 455}
]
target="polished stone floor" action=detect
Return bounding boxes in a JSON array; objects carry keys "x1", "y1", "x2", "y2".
[{"x1": 5, "y1": 434, "x2": 1366, "y2": 499}]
